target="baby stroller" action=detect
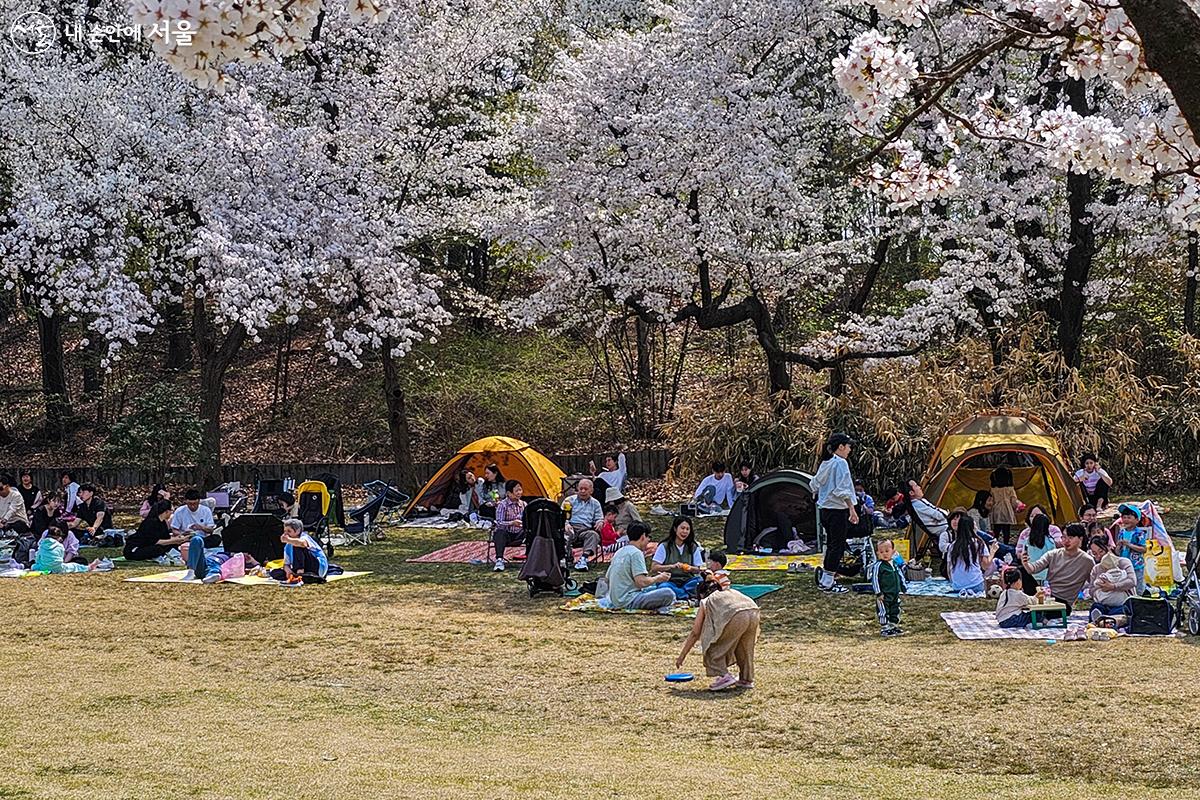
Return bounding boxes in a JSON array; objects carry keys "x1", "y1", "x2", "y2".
[
  {"x1": 1175, "y1": 516, "x2": 1200, "y2": 636},
  {"x1": 518, "y1": 499, "x2": 576, "y2": 598},
  {"x1": 295, "y1": 479, "x2": 335, "y2": 557}
]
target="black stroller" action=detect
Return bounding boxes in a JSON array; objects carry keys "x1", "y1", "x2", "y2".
[
  {"x1": 1175, "y1": 516, "x2": 1200, "y2": 636},
  {"x1": 518, "y1": 499, "x2": 576, "y2": 598}
]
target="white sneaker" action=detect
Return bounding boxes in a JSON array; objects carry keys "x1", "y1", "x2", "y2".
[
  {"x1": 202, "y1": 572, "x2": 222, "y2": 584},
  {"x1": 181, "y1": 569, "x2": 196, "y2": 582},
  {"x1": 493, "y1": 558, "x2": 506, "y2": 572},
  {"x1": 574, "y1": 556, "x2": 590, "y2": 572}
]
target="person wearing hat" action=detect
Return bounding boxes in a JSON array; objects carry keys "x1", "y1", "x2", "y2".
[
  {"x1": 811, "y1": 433, "x2": 858, "y2": 594},
  {"x1": 1113, "y1": 503, "x2": 1148, "y2": 594},
  {"x1": 604, "y1": 486, "x2": 642, "y2": 534}
]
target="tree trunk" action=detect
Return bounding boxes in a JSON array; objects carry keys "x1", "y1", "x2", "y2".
[
  {"x1": 164, "y1": 299, "x2": 193, "y2": 371},
  {"x1": 1121, "y1": 0, "x2": 1200, "y2": 149},
  {"x1": 632, "y1": 317, "x2": 654, "y2": 437},
  {"x1": 1186, "y1": 232, "x2": 1198, "y2": 335},
  {"x1": 381, "y1": 343, "x2": 417, "y2": 493},
  {"x1": 193, "y1": 298, "x2": 246, "y2": 488},
  {"x1": 37, "y1": 312, "x2": 71, "y2": 440},
  {"x1": 81, "y1": 335, "x2": 103, "y2": 395},
  {"x1": 1059, "y1": 78, "x2": 1094, "y2": 372}
]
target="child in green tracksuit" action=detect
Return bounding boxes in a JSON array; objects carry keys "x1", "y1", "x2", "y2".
[{"x1": 869, "y1": 538, "x2": 907, "y2": 637}]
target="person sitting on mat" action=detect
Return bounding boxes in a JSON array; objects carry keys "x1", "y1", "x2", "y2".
[
  {"x1": 171, "y1": 489, "x2": 219, "y2": 546},
  {"x1": 275, "y1": 517, "x2": 329, "y2": 584},
  {"x1": 1019, "y1": 523, "x2": 1095, "y2": 613},
  {"x1": 139, "y1": 483, "x2": 171, "y2": 519},
  {"x1": 68, "y1": 484, "x2": 109, "y2": 545},
  {"x1": 605, "y1": 487, "x2": 642, "y2": 535},
  {"x1": 706, "y1": 549, "x2": 731, "y2": 586},
  {"x1": 939, "y1": 515, "x2": 989, "y2": 595},
  {"x1": 474, "y1": 464, "x2": 505, "y2": 520},
  {"x1": 675, "y1": 571, "x2": 761, "y2": 691},
  {"x1": 693, "y1": 461, "x2": 736, "y2": 513},
  {"x1": 0, "y1": 473, "x2": 31, "y2": 535},
  {"x1": 124, "y1": 500, "x2": 191, "y2": 562},
  {"x1": 491, "y1": 479, "x2": 526, "y2": 572},
  {"x1": 1087, "y1": 535, "x2": 1137, "y2": 620},
  {"x1": 604, "y1": 523, "x2": 675, "y2": 611},
  {"x1": 32, "y1": 525, "x2": 105, "y2": 574},
  {"x1": 995, "y1": 567, "x2": 1037, "y2": 629},
  {"x1": 651, "y1": 516, "x2": 705, "y2": 599}
]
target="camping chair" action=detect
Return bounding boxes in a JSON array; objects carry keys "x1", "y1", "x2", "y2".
[
  {"x1": 363, "y1": 480, "x2": 410, "y2": 526},
  {"x1": 295, "y1": 479, "x2": 334, "y2": 557},
  {"x1": 341, "y1": 491, "x2": 387, "y2": 547}
]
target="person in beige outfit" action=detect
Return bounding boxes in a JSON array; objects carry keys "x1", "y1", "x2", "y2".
[{"x1": 676, "y1": 573, "x2": 761, "y2": 691}]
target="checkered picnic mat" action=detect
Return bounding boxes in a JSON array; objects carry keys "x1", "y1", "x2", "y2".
[{"x1": 940, "y1": 610, "x2": 1090, "y2": 641}]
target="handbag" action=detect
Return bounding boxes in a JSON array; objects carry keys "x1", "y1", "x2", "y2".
[{"x1": 1127, "y1": 596, "x2": 1175, "y2": 635}]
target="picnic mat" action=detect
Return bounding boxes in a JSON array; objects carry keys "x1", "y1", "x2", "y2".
[
  {"x1": 725, "y1": 553, "x2": 822, "y2": 571},
  {"x1": 732, "y1": 584, "x2": 782, "y2": 600},
  {"x1": 905, "y1": 578, "x2": 982, "y2": 598},
  {"x1": 409, "y1": 540, "x2": 585, "y2": 564},
  {"x1": 125, "y1": 570, "x2": 371, "y2": 585},
  {"x1": 562, "y1": 593, "x2": 697, "y2": 618},
  {"x1": 941, "y1": 610, "x2": 1091, "y2": 641}
]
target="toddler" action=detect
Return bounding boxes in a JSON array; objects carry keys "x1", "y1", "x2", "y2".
[
  {"x1": 995, "y1": 567, "x2": 1035, "y2": 629},
  {"x1": 869, "y1": 538, "x2": 906, "y2": 637}
]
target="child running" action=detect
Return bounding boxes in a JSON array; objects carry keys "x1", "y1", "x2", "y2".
[{"x1": 868, "y1": 538, "x2": 906, "y2": 637}]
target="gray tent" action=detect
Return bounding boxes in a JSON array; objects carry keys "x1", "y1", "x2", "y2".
[{"x1": 723, "y1": 470, "x2": 816, "y2": 554}]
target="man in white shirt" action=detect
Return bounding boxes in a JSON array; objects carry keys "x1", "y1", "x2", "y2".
[
  {"x1": 693, "y1": 462, "x2": 735, "y2": 512},
  {"x1": 171, "y1": 489, "x2": 220, "y2": 547},
  {"x1": 590, "y1": 450, "x2": 628, "y2": 493}
]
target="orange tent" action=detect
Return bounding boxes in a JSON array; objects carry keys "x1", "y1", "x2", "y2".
[{"x1": 404, "y1": 436, "x2": 565, "y2": 516}]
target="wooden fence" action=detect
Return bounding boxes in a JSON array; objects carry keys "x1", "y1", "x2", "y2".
[{"x1": 3, "y1": 448, "x2": 674, "y2": 491}]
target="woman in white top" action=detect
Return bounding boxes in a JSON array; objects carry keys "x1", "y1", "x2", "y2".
[{"x1": 810, "y1": 433, "x2": 857, "y2": 594}]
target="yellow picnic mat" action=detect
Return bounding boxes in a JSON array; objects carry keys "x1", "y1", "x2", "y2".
[
  {"x1": 724, "y1": 553, "x2": 822, "y2": 571},
  {"x1": 224, "y1": 571, "x2": 372, "y2": 586},
  {"x1": 125, "y1": 569, "x2": 203, "y2": 584},
  {"x1": 561, "y1": 593, "x2": 697, "y2": 618}
]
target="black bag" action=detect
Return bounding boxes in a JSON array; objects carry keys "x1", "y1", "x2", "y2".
[
  {"x1": 10, "y1": 533, "x2": 37, "y2": 566},
  {"x1": 1128, "y1": 596, "x2": 1175, "y2": 635}
]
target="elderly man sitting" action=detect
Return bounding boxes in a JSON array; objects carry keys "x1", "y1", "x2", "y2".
[{"x1": 563, "y1": 478, "x2": 603, "y2": 571}]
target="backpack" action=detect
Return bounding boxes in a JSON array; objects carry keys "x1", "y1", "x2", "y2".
[
  {"x1": 10, "y1": 533, "x2": 38, "y2": 567},
  {"x1": 1128, "y1": 596, "x2": 1176, "y2": 636}
]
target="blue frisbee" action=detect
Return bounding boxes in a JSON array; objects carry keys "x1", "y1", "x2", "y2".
[{"x1": 665, "y1": 672, "x2": 695, "y2": 683}]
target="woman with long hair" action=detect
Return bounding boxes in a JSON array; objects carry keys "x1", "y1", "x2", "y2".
[
  {"x1": 1016, "y1": 512, "x2": 1062, "y2": 593},
  {"x1": 967, "y1": 490, "x2": 992, "y2": 534},
  {"x1": 652, "y1": 516, "x2": 705, "y2": 599},
  {"x1": 139, "y1": 483, "x2": 171, "y2": 519},
  {"x1": 440, "y1": 469, "x2": 477, "y2": 518},
  {"x1": 474, "y1": 464, "x2": 506, "y2": 520},
  {"x1": 939, "y1": 515, "x2": 987, "y2": 594},
  {"x1": 810, "y1": 433, "x2": 858, "y2": 594}
]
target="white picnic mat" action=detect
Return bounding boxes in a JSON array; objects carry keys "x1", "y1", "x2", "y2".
[{"x1": 941, "y1": 610, "x2": 1090, "y2": 641}]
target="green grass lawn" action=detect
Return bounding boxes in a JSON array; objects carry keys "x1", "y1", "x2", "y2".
[{"x1": 1, "y1": 501, "x2": 1198, "y2": 799}]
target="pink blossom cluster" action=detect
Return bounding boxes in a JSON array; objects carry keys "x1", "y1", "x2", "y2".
[{"x1": 832, "y1": 30, "x2": 919, "y2": 129}]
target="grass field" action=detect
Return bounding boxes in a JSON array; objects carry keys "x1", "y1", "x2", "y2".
[{"x1": 2, "y1": 501, "x2": 1199, "y2": 799}]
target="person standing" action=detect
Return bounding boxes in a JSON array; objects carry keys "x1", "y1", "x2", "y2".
[
  {"x1": 811, "y1": 433, "x2": 858, "y2": 594},
  {"x1": 675, "y1": 574, "x2": 761, "y2": 691}
]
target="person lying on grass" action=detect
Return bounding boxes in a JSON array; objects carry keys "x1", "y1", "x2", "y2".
[
  {"x1": 676, "y1": 571, "x2": 760, "y2": 692},
  {"x1": 179, "y1": 535, "x2": 265, "y2": 584},
  {"x1": 32, "y1": 525, "x2": 106, "y2": 574}
]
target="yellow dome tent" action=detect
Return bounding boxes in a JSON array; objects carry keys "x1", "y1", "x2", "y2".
[
  {"x1": 922, "y1": 411, "x2": 1084, "y2": 530},
  {"x1": 404, "y1": 436, "x2": 566, "y2": 517}
]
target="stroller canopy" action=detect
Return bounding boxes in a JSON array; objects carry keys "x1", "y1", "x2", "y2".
[
  {"x1": 922, "y1": 411, "x2": 1084, "y2": 527},
  {"x1": 404, "y1": 436, "x2": 566, "y2": 517},
  {"x1": 723, "y1": 470, "x2": 816, "y2": 553}
]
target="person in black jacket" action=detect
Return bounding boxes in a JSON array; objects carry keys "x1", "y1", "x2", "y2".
[{"x1": 124, "y1": 500, "x2": 190, "y2": 561}]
